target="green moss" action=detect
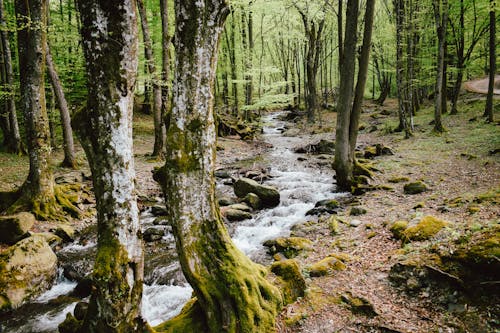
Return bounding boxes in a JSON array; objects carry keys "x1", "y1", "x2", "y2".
[
  {"x1": 403, "y1": 216, "x2": 448, "y2": 241},
  {"x1": 154, "y1": 298, "x2": 207, "y2": 332},
  {"x1": 403, "y1": 181, "x2": 428, "y2": 195},
  {"x1": 309, "y1": 257, "x2": 346, "y2": 277},
  {"x1": 264, "y1": 237, "x2": 313, "y2": 258},
  {"x1": 388, "y1": 176, "x2": 410, "y2": 183},
  {"x1": 164, "y1": 123, "x2": 203, "y2": 173},
  {"x1": 270, "y1": 259, "x2": 306, "y2": 305},
  {"x1": 389, "y1": 220, "x2": 408, "y2": 239},
  {"x1": 474, "y1": 188, "x2": 499, "y2": 204},
  {"x1": 340, "y1": 293, "x2": 378, "y2": 317},
  {"x1": 327, "y1": 252, "x2": 352, "y2": 262},
  {"x1": 328, "y1": 216, "x2": 339, "y2": 235},
  {"x1": 58, "y1": 313, "x2": 82, "y2": 333}
]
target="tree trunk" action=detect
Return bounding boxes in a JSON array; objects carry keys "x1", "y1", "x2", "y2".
[
  {"x1": 433, "y1": 0, "x2": 447, "y2": 133},
  {"x1": 338, "y1": 0, "x2": 343, "y2": 76},
  {"x1": 484, "y1": 0, "x2": 495, "y2": 122},
  {"x1": 160, "y1": 0, "x2": 171, "y2": 133},
  {"x1": 72, "y1": 1, "x2": 146, "y2": 331},
  {"x1": 154, "y1": 1, "x2": 282, "y2": 331},
  {"x1": 45, "y1": 41, "x2": 77, "y2": 168},
  {"x1": 334, "y1": 0, "x2": 359, "y2": 191},
  {"x1": 0, "y1": 0, "x2": 23, "y2": 154},
  {"x1": 138, "y1": 0, "x2": 164, "y2": 157}
]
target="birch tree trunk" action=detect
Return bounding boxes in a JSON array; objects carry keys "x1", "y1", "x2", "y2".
[
  {"x1": 71, "y1": 1, "x2": 146, "y2": 331},
  {"x1": 160, "y1": 0, "x2": 171, "y2": 132},
  {"x1": 154, "y1": 0, "x2": 282, "y2": 331},
  {"x1": 433, "y1": 0, "x2": 447, "y2": 133},
  {"x1": 483, "y1": 0, "x2": 495, "y2": 122}
]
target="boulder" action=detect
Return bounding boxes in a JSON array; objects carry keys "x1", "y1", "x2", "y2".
[
  {"x1": 403, "y1": 216, "x2": 448, "y2": 241},
  {"x1": 53, "y1": 224, "x2": 76, "y2": 242},
  {"x1": 294, "y1": 139, "x2": 335, "y2": 155},
  {"x1": 309, "y1": 257, "x2": 346, "y2": 277},
  {"x1": 243, "y1": 193, "x2": 261, "y2": 210},
  {"x1": 263, "y1": 237, "x2": 312, "y2": 258},
  {"x1": 349, "y1": 206, "x2": 367, "y2": 216},
  {"x1": 306, "y1": 199, "x2": 341, "y2": 216},
  {"x1": 233, "y1": 178, "x2": 280, "y2": 208},
  {"x1": 0, "y1": 235, "x2": 58, "y2": 311},
  {"x1": 144, "y1": 228, "x2": 164, "y2": 242},
  {"x1": 270, "y1": 259, "x2": 306, "y2": 305},
  {"x1": 340, "y1": 292, "x2": 378, "y2": 317},
  {"x1": 227, "y1": 203, "x2": 252, "y2": 212},
  {"x1": 404, "y1": 181, "x2": 428, "y2": 195},
  {"x1": 218, "y1": 197, "x2": 236, "y2": 207},
  {"x1": 0, "y1": 212, "x2": 35, "y2": 245},
  {"x1": 223, "y1": 208, "x2": 252, "y2": 222},
  {"x1": 363, "y1": 144, "x2": 394, "y2": 159},
  {"x1": 151, "y1": 205, "x2": 168, "y2": 216},
  {"x1": 389, "y1": 220, "x2": 409, "y2": 239}
]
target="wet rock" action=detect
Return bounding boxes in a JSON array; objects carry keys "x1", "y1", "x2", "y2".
[
  {"x1": 270, "y1": 259, "x2": 306, "y2": 305},
  {"x1": 63, "y1": 265, "x2": 84, "y2": 282},
  {"x1": 227, "y1": 203, "x2": 252, "y2": 212},
  {"x1": 58, "y1": 313, "x2": 81, "y2": 333},
  {"x1": 263, "y1": 237, "x2": 312, "y2": 258},
  {"x1": 404, "y1": 181, "x2": 428, "y2": 195},
  {"x1": 341, "y1": 292, "x2": 378, "y2": 317},
  {"x1": 223, "y1": 208, "x2": 252, "y2": 222},
  {"x1": 144, "y1": 227, "x2": 164, "y2": 242},
  {"x1": 243, "y1": 193, "x2": 261, "y2": 210},
  {"x1": 53, "y1": 224, "x2": 76, "y2": 242},
  {"x1": 214, "y1": 169, "x2": 231, "y2": 179},
  {"x1": 294, "y1": 139, "x2": 335, "y2": 155},
  {"x1": 151, "y1": 205, "x2": 168, "y2": 216},
  {"x1": 297, "y1": 157, "x2": 307, "y2": 161},
  {"x1": 73, "y1": 277, "x2": 93, "y2": 298},
  {"x1": 0, "y1": 235, "x2": 58, "y2": 310},
  {"x1": 233, "y1": 178, "x2": 280, "y2": 208},
  {"x1": 218, "y1": 196, "x2": 236, "y2": 207},
  {"x1": 349, "y1": 206, "x2": 367, "y2": 216},
  {"x1": 403, "y1": 216, "x2": 447, "y2": 242},
  {"x1": 309, "y1": 256, "x2": 346, "y2": 277},
  {"x1": 306, "y1": 199, "x2": 341, "y2": 216},
  {"x1": 0, "y1": 212, "x2": 35, "y2": 245},
  {"x1": 74, "y1": 301, "x2": 88, "y2": 321},
  {"x1": 153, "y1": 216, "x2": 170, "y2": 226}
]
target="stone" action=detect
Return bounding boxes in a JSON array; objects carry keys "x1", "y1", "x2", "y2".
[
  {"x1": 315, "y1": 199, "x2": 340, "y2": 211},
  {"x1": 34, "y1": 232, "x2": 63, "y2": 248},
  {"x1": 263, "y1": 237, "x2": 313, "y2": 258},
  {"x1": 153, "y1": 216, "x2": 170, "y2": 225},
  {"x1": 403, "y1": 216, "x2": 448, "y2": 241},
  {"x1": 218, "y1": 197, "x2": 236, "y2": 207},
  {"x1": 243, "y1": 193, "x2": 261, "y2": 210},
  {"x1": 349, "y1": 219, "x2": 362, "y2": 227},
  {"x1": 53, "y1": 224, "x2": 76, "y2": 242},
  {"x1": 328, "y1": 216, "x2": 340, "y2": 235},
  {"x1": 341, "y1": 292, "x2": 378, "y2": 317},
  {"x1": 294, "y1": 139, "x2": 335, "y2": 155},
  {"x1": 223, "y1": 208, "x2": 252, "y2": 222},
  {"x1": 233, "y1": 178, "x2": 280, "y2": 208},
  {"x1": 0, "y1": 235, "x2": 58, "y2": 310},
  {"x1": 349, "y1": 206, "x2": 367, "y2": 216},
  {"x1": 270, "y1": 259, "x2": 306, "y2": 305},
  {"x1": 151, "y1": 205, "x2": 168, "y2": 216},
  {"x1": 214, "y1": 169, "x2": 231, "y2": 179},
  {"x1": 144, "y1": 228, "x2": 164, "y2": 242},
  {"x1": 74, "y1": 301, "x2": 88, "y2": 321},
  {"x1": 0, "y1": 212, "x2": 35, "y2": 245},
  {"x1": 404, "y1": 181, "x2": 428, "y2": 195},
  {"x1": 389, "y1": 220, "x2": 409, "y2": 239},
  {"x1": 309, "y1": 257, "x2": 346, "y2": 277},
  {"x1": 227, "y1": 203, "x2": 252, "y2": 212},
  {"x1": 73, "y1": 277, "x2": 92, "y2": 298}
]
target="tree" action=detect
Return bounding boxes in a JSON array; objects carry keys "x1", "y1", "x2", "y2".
[
  {"x1": 433, "y1": 0, "x2": 448, "y2": 133},
  {"x1": 160, "y1": 0, "x2": 171, "y2": 132},
  {"x1": 483, "y1": 0, "x2": 495, "y2": 122},
  {"x1": 0, "y1": 0, "x2": 23, "y2": 154},
  {"x1": 154, "y1": 0, "x2": 283, "y2": 331},
  {"x1": 138, "y1": 0, "x2": 164, "y2": 157},
  {"x1": 334, "y1": 0, "x2": 376, "y2": 191},
  {"x1": 66, "y1": 0, "x2": 146, "y2": 331}
]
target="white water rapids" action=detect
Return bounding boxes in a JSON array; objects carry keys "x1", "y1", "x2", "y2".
[{"x1": 3, "y1": 113, "x2": 343, "y2": 332}]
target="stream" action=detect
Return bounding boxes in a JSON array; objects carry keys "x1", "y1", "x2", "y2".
[{"x1": 1, "y1": 112, "x2": 343, "y2": 332}]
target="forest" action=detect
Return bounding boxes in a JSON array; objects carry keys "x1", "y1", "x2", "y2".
[{"x1": 0, "y1": 0, "x2": 498, "y2": 332}]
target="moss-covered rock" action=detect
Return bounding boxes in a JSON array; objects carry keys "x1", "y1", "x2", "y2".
[
  {"x1": 340, "y1": 292, "x2": 378, "y2": 317},
  {"x1": 263, "y1": 237, "x2": 313, "y2": 258},
  {"x1": 242, "y1": 193, "x2": 261, "y2": 210},
  {"x1": 0, "y1": 212, "x2": 35, "y2": 245},
  {"x1": 388, "y1": 176, "x2": 410, "y2": 183},
  {"x1": 270, "y1": 259, "x2": 306, "y2": 305},
  {"x1": 403, "y1": 216, "x2": 448, "y2": 241},
  {"x1": 389, "y1": 220, "x2": 409, "y2": 239},
  {"x1": 233, "y1": 178, "x2": 280, "y2": 208},
  {"x1": 58, "y1": 313, "x2": 82, "y2": 333},
  {"x1": 349, "y1": 206, "x2": 367, "y2": 216},
  {"x1": 53, "y1": 224, "x2": 76, "y2": 242},
  {"x1": 223, "y1": 208, "x2": 252, "y2": 222},
  {"x1": 0, "y1": 235, "x2": 58, "y2": 311},
  {"x1": 404, "y1": 181, "x2": 428, "y2": 195},
  {"x1": 328, "y1": 216, "x2": 340, "y2": 235},
  {"x1": 309, "y1": 256, "x2": 346, "y2": 277},
  {"x1": 227, "y1": 203, "x2": 252, "y2": 212}
]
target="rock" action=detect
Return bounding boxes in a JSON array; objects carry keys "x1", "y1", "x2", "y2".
[
  {"x1": 74, "y1": 301, "x2": 88, "y2": 321},
  {"x1": 263, "y1": 237, "x2": 312, "y2": 258},
  {"x1": 389, "y1": 220, "x2": 409, "y2": 239},
  {"x1": 153, "y1": 216, "x2": 170, "y2": 226},
  {"x1": 214, "y1": 169, "x2": 231, "y2": 179},
  {"x1": 227, "y1": 203, "x2": 252, "y2": 212},
  {"x1": 73, "y1": 277, "x2": 92, "y2": 298},
  {"x1": 388, "y1": 176, "x2": 410, "y2": 183},
  {"x1": 151, "y1": 205, "x2": 168, "y2": 216},
  {"x1": 403, "y1": 216, "x2": 448, "y2": 241},
  {"x1": 144, "y1": 228, "x2": 164, "y2": 242},
  {"x1": 242, "y1": 193, "x2": 261, "y2": 210},
  {"x1": 0, "y1": 212, "x2": 35, "y2": 245},
  {"x1": 34, "y1": 232, "x2": 63, "y2": 248},
  {"x1": 218, "y1": 197, "x2": 236, "y2": 207},
  {"x1": 349, "y1": 219, "x2": 362, "y2": 227},
  {"x1": 315, "y1": 199, "x2": 340, "y2": 210},
  {"x1": 297, "y1": 157, "x2": 307, "y2": 161},
  {"x1": 223, "y1": 208, "x2": 252, "y2": 222},
  {"x1": 270, "y1": 259, "x2": 306, "y2": 305},
  {"x1": 53, "y1": 224, "x2": 76, "y2": 242},
  {"x1": 0, "y1": 235, "x2": 58, "y2": 310},
  {"x1": 363, "y1": 144, "x2": 394, "y2": 159},
  {"x1": 63, "y1": 265, "x2": 84, "y2": 282},
  {"x1": 294, "y1": 139, "x2": 335, "y2": 155},
  {"x1": 341, "y1": 292, "x2": 378, "y2": 317},
  {"x1": 328, "y1": 216, "x2": 340, "y2": 235},
  {"x1": 309, "y1": 257, "x2": 346, "y2": 277},
  {"x1": 349, "y1": 206, "x2": 367, "y2": 216},
  {"x1": 404, "y1": 181, "x2": 428, "y2": 195},
  {"x1": 233, "y1": 178, "x2": 280, "y2": 208}
]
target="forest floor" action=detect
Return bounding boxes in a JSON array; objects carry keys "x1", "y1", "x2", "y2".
[{"x1": 0, "y1": 95, "x2": 498, "y2": 332}]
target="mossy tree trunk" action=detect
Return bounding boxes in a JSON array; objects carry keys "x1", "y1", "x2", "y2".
[
  {"x1": 75, "y1": 1, "x2": 145, "y2": 331},
  {"x1": 155, "y1": 1, "x2": 282, "y2": 331},
  {"x1": 0, "y1": 0, "x2": 23, "y2": 154}
]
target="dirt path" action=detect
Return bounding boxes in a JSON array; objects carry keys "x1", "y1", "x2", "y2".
[{"x1": 463, "y1": 75, "x2": 500, "y2": 95}]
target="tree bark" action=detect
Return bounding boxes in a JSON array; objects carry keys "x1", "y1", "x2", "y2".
[
  {"x1": 73, "y1": 0, "x2": 146, "y2": 331},
  {"x1": 138, "y1": 0, "x2": 164, "y2": 157},
  {"x1": 160, "y1": 0, "x2": 171, "y2": 135},
  {"x1": 433, "y1": 0, "x2": 447, "y2": 133},
  {"x1": 334, "y1": 0, "x2": 359, "y2": 191},
  {"x1": 45, "y1": 41, "x2": 77, "y2": 168},
  {"x1": 484, "y1": 0, "x2": 495, "y2": 122},
  {"x1": 0, "y1": 0, "x2": 23, "y2": 154},
  {"x1": 154, "y1": 1, "x2": 282, "y2": 331}
]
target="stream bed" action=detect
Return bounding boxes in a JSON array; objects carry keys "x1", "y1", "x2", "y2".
[{"x1": 1, "y1": 112, "x2": 343, "y2": 332}]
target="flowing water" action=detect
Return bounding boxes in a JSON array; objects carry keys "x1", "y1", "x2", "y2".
[{"x1": 1, "y1": 112, "x2": 343, "y2": 332}]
